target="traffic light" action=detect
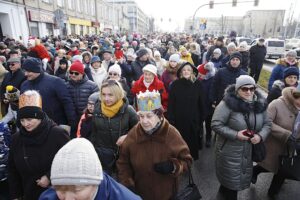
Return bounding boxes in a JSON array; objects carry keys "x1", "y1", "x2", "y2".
[
  {"x1": 209, "y1": 1, "x2": 214, "y2": 9},
  {"x1": 232, "y1": 0, "x2": 237, "y2": 7},
  {"x1": 254, "y1": 0, "x2": 259, "y2": 6}
]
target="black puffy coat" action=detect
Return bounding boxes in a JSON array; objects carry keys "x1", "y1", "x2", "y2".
[
  {"x1": 8, "y1": 115, "x2": 70, "y2": 200},
  {"x1": 168, "y1": 78, "x2": 205, "y2": 160},
  {"x1": 67, "y1": 75, "x2": 99, "y2": 121},
  {"x1": 91, "y1": 98, "x2": 138, "y2": 150},
  {"x1": 210, "y1": 65, "x2": 247, "y2": 104}
]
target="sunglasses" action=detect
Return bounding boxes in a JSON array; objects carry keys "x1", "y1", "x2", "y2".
[
  {"x1": 101, "y1": 79, "x2": 120, "y2": 88},
  {"x1": 69, "y1": 71, "x2": 80, "y2": 76},
  {"x1": 240, "y1": 87, "x2": 256, "y2": 92},
  {"x1": 109, "y1": 72, "x2": 119, "y2": 76},
  {"x1": 9, "y1": 63, "x2": 18, "y2": 66}
]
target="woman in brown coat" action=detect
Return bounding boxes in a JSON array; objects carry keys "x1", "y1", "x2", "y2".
[
  {"x1": 252, "y1": 86, "x2": 300, "y2": 197},
  {"x1": 117, "y1": 90, "x2": 192, "y2": 200}
]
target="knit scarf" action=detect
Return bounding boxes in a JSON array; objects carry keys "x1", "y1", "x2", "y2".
[{"x1": 101, "y1": 99, "x2": 124, "y2": 118}]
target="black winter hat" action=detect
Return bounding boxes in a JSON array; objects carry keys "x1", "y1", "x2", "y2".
[
  {"x1": 283, "y1": 67, "x2": 299, "y2": 79},
  {"x1": 229, "y1": 52, "x2": 242, "y2": 62},
  {"x1": 177, "y1": 62, "x2": 198, "y2": 78},
  {"x1": 136, "y1": 48, "x2": 149, "y2": 58},
  {"x1": 59, "y1": 58, "x2": 69, "y2": 67},
  {"x1": 22, "y1": 57, "x2": 42, "y2": 73},
  {"x1": 18, "y1": 106, "x2": 44, "y2": 119}
]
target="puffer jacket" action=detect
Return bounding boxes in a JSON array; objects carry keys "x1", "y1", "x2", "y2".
[
  {"x1": 212, "y1": 85, "x2": 271, "y2": 191},
  {"x1": 67, "y1": 75, "x2": 99, "y2": 120},
  {"x1": 91, "y1": 98, "x2": 138, "y2": 150}
]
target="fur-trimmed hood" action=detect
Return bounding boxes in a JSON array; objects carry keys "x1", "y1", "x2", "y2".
[
  {"x1": 272, "y1": 80, "x2": 285, "y2": 90},
  {"x1": 276, "y1": 58, "x2": 300, "y2": 67},
  {"x1": 281, "y1": 87, "x2": 299, "y2": 115},
  {"x1": 223, "y1": 84, "x2": 268, "y2": 113}
]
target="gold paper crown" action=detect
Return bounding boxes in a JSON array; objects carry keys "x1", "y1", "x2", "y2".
[
  {"x1": 19, "y1": 90, "x2": 42, "y2": 109},
  {"x1": 137, "y1": 90, "x2": 162, "y2": 111}
]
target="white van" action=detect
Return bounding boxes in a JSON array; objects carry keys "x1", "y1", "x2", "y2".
[
  {"x1": 251, "y1": 38, "x2": 285, "y2": 59},
  {"x1": 264, "y1": 39, "x2": 285, "y2": 59}
]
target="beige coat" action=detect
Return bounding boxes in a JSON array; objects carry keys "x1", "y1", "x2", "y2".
[{"x1": 259, "y1": 87, "x2": 298, "y2": 172}]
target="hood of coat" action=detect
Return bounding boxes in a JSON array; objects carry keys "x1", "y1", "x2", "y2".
[
  {"x1": 281, "y1": 87, "x2": 299, "y2": 115},
  {"x1": 276, "y1": 58, "x2": 300, "y2": 67},
  {"x1": 272, "y1": 80, "x2": 285, "y2": 90},
  {"x1": 82, "y1": 51, "x2": 93, "y2": 63},
  {"x1": 223, "y1": 84, "x2": 267, "y2": 114}
]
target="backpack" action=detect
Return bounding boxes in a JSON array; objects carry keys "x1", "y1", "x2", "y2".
[{"x1": 0, "y1": 123, "x2": 11, "y2": 181}]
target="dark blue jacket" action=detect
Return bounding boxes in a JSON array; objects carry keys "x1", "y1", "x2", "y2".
[
  {"x1": 38, "y1": 173, "x2": 142, "y2": 200},
  {"x1": 67, "y1": 75, "x2": 99, "y2": 120},
  {"x1": 268, "y1": 58, "x2": 299, "y2": 90},
  {"x1": 20, "y1": 72, "x2": 76, "y2": 126},
  {"x1": 0, "y1": 69, "x2": 26, "y2": 99},
  {"x1": 210, "y1": 65, "x2": 247, "y2": 104}
]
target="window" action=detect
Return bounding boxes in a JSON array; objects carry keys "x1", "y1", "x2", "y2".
[
  {"x1": 57, "y1": 0, "x2": 64, "y2": 7},
  {"x1": 83, "y1": 0, "x2": 88, "y2": 14},
  {"x1": 68, "y1": 0, "x2": 74, "y2": 10},
  {"x1": 29, "y1": 22, "x2": 39, "y2": 37},
  {"x1": 42, "y1": 0, "x2": 52, "y2": 3},
  {"x1": 70, "y1": 24, "x2": 76, "y2": 34},
  {"x1": 90, "y1": 0, "x2": 95, "y2": 16},
  {"x1": 77, "y1": 0, "x2": 81, "y2": 12}
]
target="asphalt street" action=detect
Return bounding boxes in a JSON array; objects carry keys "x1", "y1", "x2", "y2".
[{"x1": 179, "y1": 141, "x2": 300, "y2": 200}]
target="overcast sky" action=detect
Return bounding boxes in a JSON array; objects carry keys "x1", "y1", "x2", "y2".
[{"x1": 134, "y1": 0, "x2": 300, "y2": 31}]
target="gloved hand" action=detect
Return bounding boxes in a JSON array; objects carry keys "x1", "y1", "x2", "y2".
[{"x1": 153, "y1": 160, "x2": 175, "y2": 175}]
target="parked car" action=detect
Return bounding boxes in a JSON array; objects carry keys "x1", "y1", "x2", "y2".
[{"x1": 285, "y1": 38, "x2": 300, "y2": 50}]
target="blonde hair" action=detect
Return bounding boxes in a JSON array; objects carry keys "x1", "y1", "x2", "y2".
[
  {"x1": 180, "y1": 64, "x2": 197, "y2": 82},
  {"x1": 100, "y1": 80, "x2": 125, "y2": 102}
]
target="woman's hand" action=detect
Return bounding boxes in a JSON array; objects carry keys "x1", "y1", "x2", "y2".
[
  {"x1": 116, "y1": 135, "x2": 127, "y2": 146},
  {"x1": 36, "y1": 175, "x2": 50, "y2": 188},
  {"x1": 237, "y1": 129, "x2": 251, "y2": 141},
  {"x1": 250, "y1": 134, "x2": 261, "y2": 144}
]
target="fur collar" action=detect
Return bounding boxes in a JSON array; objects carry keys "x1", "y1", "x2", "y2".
[
  {"x1": 223, "y1": 85, "x2": 267, "y2": 114},
  {"x1": 276, "y1": 58, "x2": 300, "y2": 67},
  {"x1": 281, "y1": 87, "x2": 298, "y2": 115}
]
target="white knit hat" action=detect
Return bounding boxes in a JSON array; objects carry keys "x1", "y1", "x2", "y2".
[
  {"x1": 108, "y1": 64, "x2": 122, "y2": 76},
  {"x1": 169, "y1": 54, "x2": 180, "y2": 63},
  {"x1": 51, "y1": 138, "x2": 103, "y2": 186},
  {"x1": 213, "y1": 48, "x2": 221, "y2": 55},
  {"x1": 143, "y1": 64, "x2": 157, "y2": 76}
]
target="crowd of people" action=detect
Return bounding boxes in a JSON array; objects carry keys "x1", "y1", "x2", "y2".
[{"x1": 0, "y1": 32, "x2": 299, "y2": 200}]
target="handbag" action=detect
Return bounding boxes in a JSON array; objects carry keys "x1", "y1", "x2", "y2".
[
  {"x1": 243, "y1": 113, "x2": 266, "y2": 162},
  {"x1": 173, "y1": 165, "x2": 202, "y2": 200},
  {"x1": 252, "y1": 140, "x2": 266, "y2": 162},
  {"x1": 278, "y1": 144, "x2": 300, "y2": 181}
]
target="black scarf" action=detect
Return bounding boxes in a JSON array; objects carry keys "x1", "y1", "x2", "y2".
[{"x1": 20, "y1": 114, "x2": 55, "y2": 145}]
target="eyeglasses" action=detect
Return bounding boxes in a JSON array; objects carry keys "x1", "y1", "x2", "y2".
[
  {"x1": 9, "y1": 63, "x2": 18, "y2": 66},
  {"x1": 109, "y1": 72, "x2": 119, "y2": 76},
  {"x1": 240, "y1": 87, "x2": 256, "y2": 92},
  {"x1": 69, "y1": 71, "x2": 80, "y2": 76}
]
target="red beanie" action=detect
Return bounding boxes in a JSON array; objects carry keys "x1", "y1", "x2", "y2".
[
  {"x1": 70, "y1": 61, "x2": 84, "y2": 74},
  {"x1": 198, "y1": 64, "x2": 208, "y2": 75}
]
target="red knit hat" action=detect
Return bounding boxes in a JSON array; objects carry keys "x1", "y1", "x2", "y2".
[
  {"x1": 197, "y1": 64, "x2": 208, "y2": 75},
  {"x1": 70, "y1": 61, "x2": 84, "y2": 74}
]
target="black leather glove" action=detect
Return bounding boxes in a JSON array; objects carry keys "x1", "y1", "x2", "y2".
[{"x1": 153, "y1": 160, "x2": 174, "y2": 175}]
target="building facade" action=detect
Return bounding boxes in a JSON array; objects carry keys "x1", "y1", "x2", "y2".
[
  {"x1": 108, "y1": 0, "x2": 150, "y2": 34},
  {"x1": 242, "y1": 10, "x2": 285, "y2": 38}
]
